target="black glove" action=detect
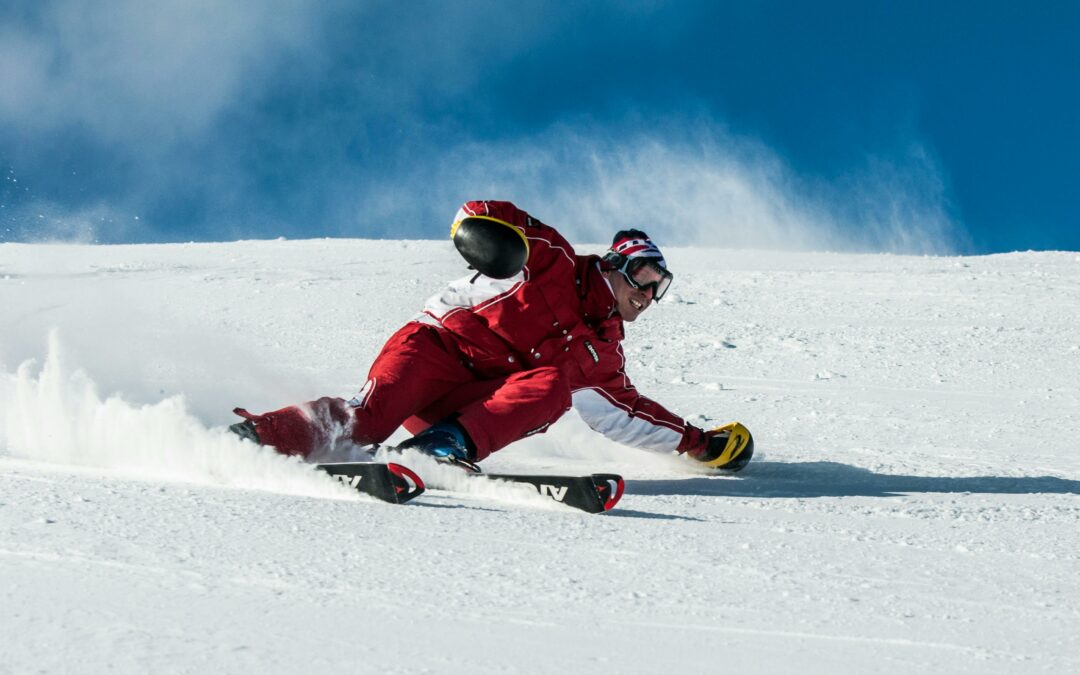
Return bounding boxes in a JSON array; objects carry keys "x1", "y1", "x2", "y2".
[{"x1": 451, "y1": 216, "x2": 529, "y2": 279}]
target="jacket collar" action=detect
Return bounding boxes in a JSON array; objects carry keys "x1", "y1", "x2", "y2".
[{"x1": 578, "y1": 257, "x2": 625, "y2": 340}]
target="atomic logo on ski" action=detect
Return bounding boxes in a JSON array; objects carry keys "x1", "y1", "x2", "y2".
[
  {"x1": 504, "y1": 481, "x2": 570, "y2": 502},
  {"x1": 538, "y1": 484, "x2": 569, "y2": 501},
  {"x1": 333, "y1": 474, "x2": 365, "y2": 489}
]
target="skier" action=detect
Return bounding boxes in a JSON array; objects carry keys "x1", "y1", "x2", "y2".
[{"x1": 230, "y1": 200, "x2": 753, "y2": 472}]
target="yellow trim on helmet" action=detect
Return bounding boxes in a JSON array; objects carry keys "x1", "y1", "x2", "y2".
[
  {"x1": 450, "y1": 215, "x2": 530, "y2": 255},
  {"x1": 701, "y1": 422, "x2": 752, "y2": 469}
]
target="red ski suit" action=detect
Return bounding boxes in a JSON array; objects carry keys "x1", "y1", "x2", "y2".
[{"x1": 251, "y1": 201, "x2": 694, "y2": 460}]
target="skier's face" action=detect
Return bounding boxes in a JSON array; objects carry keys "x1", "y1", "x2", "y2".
[{"x1": 609, "y1": 269, "x2": 653, "y2": 322}]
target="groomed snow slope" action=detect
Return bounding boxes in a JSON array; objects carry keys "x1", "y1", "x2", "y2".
[{"x1": 2, "y1": 239, "x2": 1079, "y2": 674}]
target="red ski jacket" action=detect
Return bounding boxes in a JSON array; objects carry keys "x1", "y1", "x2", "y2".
[{"x1": 414, "y1": 200, "x2": 692, "y2": 452}]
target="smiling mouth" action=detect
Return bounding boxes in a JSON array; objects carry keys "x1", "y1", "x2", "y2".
[{"x1": 630, "y1": 298, "x2": 645, "y2": 310}]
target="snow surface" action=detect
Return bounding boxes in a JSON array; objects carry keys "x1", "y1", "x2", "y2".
[{"x1": 2, "y1": 239, "x2": 1080, "y2": 674}]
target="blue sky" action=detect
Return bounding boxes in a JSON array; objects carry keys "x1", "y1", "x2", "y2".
[{"x1": 1, "y1": 1, "x2": 1077, "y2": 253}]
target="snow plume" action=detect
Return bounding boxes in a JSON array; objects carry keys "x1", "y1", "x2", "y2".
[
  {"x1": 371, "y1": 121, "x2": 965, "y2": 255},
  {"x1": 1, "y1": 4, "x2": 967, "y2": 252},
  {"x1": 0, "y1": 332, "x2": 342, "y2": 499},
  {"x1": 1, "y1": 202, "x2": 127, "y2": 245},
  {"x1": 0, "y1": 332, "x2": 588, "y2": 512}
]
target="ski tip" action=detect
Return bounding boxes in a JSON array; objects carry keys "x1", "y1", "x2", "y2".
[
  {"x1": 592, "y1": 473, "x2": 625, "y2": 512},
  {"x1": 386, "y1": 462, "x2": 426, "y2": 503}
]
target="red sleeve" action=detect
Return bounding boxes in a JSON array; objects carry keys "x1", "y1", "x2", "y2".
[{"x1": 458, "y1": 200, "x2": 534, "y2": 228}]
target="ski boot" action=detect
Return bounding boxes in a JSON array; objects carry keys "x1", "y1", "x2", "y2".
[
  {"x1": 229, "y1": 418, "x2": 260, "y2": 444},
  {"x1": 395, "y1": 421, "x2": 482, "y2": 473}
]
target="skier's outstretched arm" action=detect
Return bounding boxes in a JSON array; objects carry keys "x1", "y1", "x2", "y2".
[{"x1": 572, "y1": 344, "x2": 754, "y2": 471}]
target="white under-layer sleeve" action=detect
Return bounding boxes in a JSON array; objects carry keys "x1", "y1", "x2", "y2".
[{"x1": 572, "y1": 387, "x2": 683, "y2": 452}]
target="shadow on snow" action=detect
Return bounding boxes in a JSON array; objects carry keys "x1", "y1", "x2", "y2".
[{"x1": 629, "y1": 461, "x2": 1080, "y2": 499}]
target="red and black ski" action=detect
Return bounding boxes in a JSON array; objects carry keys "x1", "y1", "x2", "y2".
[
  {"x1": 315, "y1": 461, "x2": 624, "y2": 513},
  {"x1": 317, "y1": 462, "x2": 425, "y2": 504},
  {"x1": 481, "y1": 472, "x2": 625, "y2": 513}
]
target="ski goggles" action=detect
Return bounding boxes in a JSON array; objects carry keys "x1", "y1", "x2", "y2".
[{"x1": 616, "y1": 256, "x2": 673, "y2": 300}]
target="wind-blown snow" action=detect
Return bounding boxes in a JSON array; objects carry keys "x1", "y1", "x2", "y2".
[{"x1": 2, "y1": 239, "x2": 1079, "y2": 673}]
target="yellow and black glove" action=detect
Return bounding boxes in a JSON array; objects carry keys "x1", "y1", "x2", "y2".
[{"x1": 680, "y1": 422, "x2": 754, "y2": 472}]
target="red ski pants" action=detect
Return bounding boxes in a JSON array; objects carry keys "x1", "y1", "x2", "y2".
[{"x1": 249, "y1": 323, "x2": 571, "y2": 460}]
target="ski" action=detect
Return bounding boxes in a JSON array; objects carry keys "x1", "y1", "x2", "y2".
[
  {"x1": 317, "y1": 462, "x2": 425, "y2": 504},
  {"x1": 318, "y1": 458, "x2": 624, "y2": 513},
  {"x1": 480, "y1": 472, "x2": 625, "y2": 514}
]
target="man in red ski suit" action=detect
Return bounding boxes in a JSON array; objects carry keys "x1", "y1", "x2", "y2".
[{"x1": 232, "y1": 200, "x2": 752, "y2": 471}]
